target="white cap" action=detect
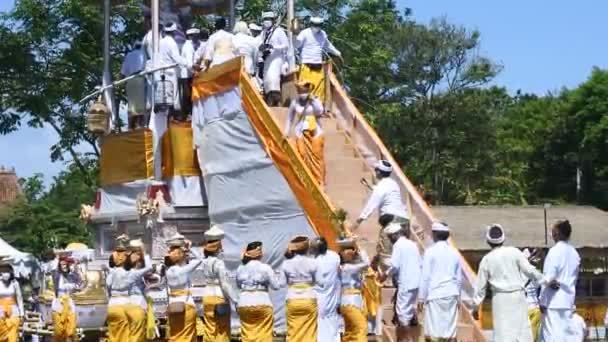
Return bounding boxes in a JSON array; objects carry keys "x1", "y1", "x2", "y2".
[
  {"x1": 310, "y1": 16, "x2": 324, "y2": 25},
  {"x1": 384, "y1": 222, "x2": 402, "y2": 235},
  {"x1": 186, "y1": 28, "x2": 200, "y2": 35},
  {"x1": 486, "y1": 224, "x2": 505, "y2": 245},
  {"x1": 204, "y1": 225, "x2": 225, "y2": 240},
  {"x1": 374, "y1": 160, "x2": 392, "y2": 173},
  {"x1": 262, "y1": 11, "x2": 276, "y2": 19},
  {"x1": 164, "y1": 22, "x2": 178, "y2": 32},
  {"x1": 249, "y1": 23, "x2": 262, "y2": 31},
  {"x1": 431, "y1": 221, "x2": 450, "y2": 232}
]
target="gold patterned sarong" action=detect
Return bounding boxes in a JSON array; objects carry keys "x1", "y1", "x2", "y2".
[
  {"x1": 0, "y1": 298, "x2": 19, "y2": 342},
  {"x1": 107, "y1": 304, "x2": 130, "y2": 342},
  {"x1": 528, "y1": 307, "x2": 541, "y2": 342},
  {"x1": 52, "y1": 295, "x2": 77, "y2": 342},
  {"x1": 286, "y1": 298, "x2": 318, "y2": 342},
  {"x1": 168, "y1": 303, "x2": 197, "y2": 342},
  {"x1": 145, "y1": 296, "x2": 156, "y2": 340},
  {"x1": 341, "y1": 304, "x2": 368, "y2": 342},
  {"x1": 203, "y1": 295, "x2": 230, "y2": 342},
  {"x1": 295, "y1": 130, "x2": 325, "y2": 186},
  {"x1": 125, "y1": 304, "x2": 146, "y2": 342},
  {"x1": 238, "y1": 305, "x2": 273, "y2": 342},
  {"x1": 299, "y1": 64, "x2": 326, "y2": 103}
]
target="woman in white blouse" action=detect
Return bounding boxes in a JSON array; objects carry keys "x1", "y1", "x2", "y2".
[
  {"x1": 284, "y1": 81, "x2": 326, "y2": 186},
  {"x1": 236, "y1": 241, "x2": 281, "y2": 341},
  {"x1": 279, "y1": 236, "x2": 319, "y2": 341},
  {"x1": 338, "y1": 238, "x2": 370, "y2": 342},
  {"x1": 164, "y1": 233, "x2": 204, "y2": 341},
  {"x1": 0, "y1": 263, "x2": 23, "y2": 342},
  {"x1": 51, "y1": 255, "x2": 83, "y2": 342},
  {"x1": 126, "y1": 239, "x2": 154, "y2": 342}
]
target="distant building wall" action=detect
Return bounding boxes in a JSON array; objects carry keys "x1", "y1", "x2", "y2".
[{"x1": 0, "y1": 166, "x2": 21, "y2": 206}]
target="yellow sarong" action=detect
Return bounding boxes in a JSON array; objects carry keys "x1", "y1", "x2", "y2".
[
  {"x1": 0, "y1": 298, "x2": 19, "y2": 342},
  {"x1": 125, "y1": 304, "x2": 146, "y2": 342},
  {"x1": 296, "y1": 130, "x2": 325, "y2": 186},
  {"x1": 286, "y1": 298, "x2": 318, "y2": 342},
  {"x1": 528, "y1": 307, "x2": 541, "y2": 342},
  {"x1": 52, "y1": 295, "x2": 77, "y2": 342},
  {"x1": 238, "y1": 305, "x2": 273, "y2": 342},
  {"x1": 362, "y1": 268, "x2": 381, "y2": 319},
  {"x1": 145, "y1": 296, "x2": 156, "y2": 340},
  {"x1": 168, "y1": 303, "x2": 197, "y2": 342},
  {"x1": 299, "y1": 63, "x2": 326, "y2": 103},
  {"x1": 107, "y1": 304, "x2": 130, "y2": 342},
  {"x1": 203, "y1": 295, "x2": 230, "y2": 342},
  {"x1": 341, "y1": 305, "x2": 368, "y2": 342}
]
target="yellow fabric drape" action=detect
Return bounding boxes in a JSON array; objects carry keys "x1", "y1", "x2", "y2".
[
  {"x1": 528, "y1": 308, "x2": 541, "y2": 342},
  {"x1": 107, "y1": 304, "x2": 130, "y2": 342},
  {"x1": 299, "y1": 64, "x2": 326, "y2": 103},
  {"x1": 238, "y1": 305, "x2": 273, "y2": 342},
  {"x1": 100, "y1": 129, "x2": 154, "y2": 186},
  {"x1": 341, "y1": 304, "x2": 367, "y2": 342},
  {"x1": 286, "y1": 298, "x2": 318, "y2": 342},
  {"x1": 168, "y1": 303, "x2": 197, "y2": 342},
  {"x1": 295, "y1": 130, "x2": 325, "y2": 186},
  {"x1": 125, "y1": 304, "x2": 146, "y2": 342},
  {"x1": 362, "y1": 268, "x2": 381, "y2": 318},
  {"x1": 0, "y1": 316, "x2": 19, "y2": 342},
  {"x1": 52, "y1": 295, "x2": 77, "y2": 342},
  {"x1": 192, "y1": 57, "x2": 242, "y2": 101},
  {"x1": 202, "y1": 295, "x2": 230, "y2": 342},
  {"x1": 161, "y1": 122, "x2": 201, "y2": 177},
  {"x1": 146, "y1": 297, "x2": 156, "y2": 340},
  {"x1": 196, "y1": 316, "x2": 204, "y2": 337}
]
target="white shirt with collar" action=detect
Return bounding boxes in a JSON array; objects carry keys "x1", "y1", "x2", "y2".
[
  {"x1": 387, "y1": 236, "x2": 421, "y2": 291},
  {"x1": 296, "y1": 27, "x2": 341, "y2": 65},
  {"x1": 539, "y1": 240, "x2": 580, "y2": 310},
  {"x1": 359, "y1": 177, "x2": 409, "y2": 221},
  {"x1": 419, "y1": 240, "x2": 462, "y2": 302},
  {"x1": 180, "y1": 39, "x2": 201, "y2": 78}
]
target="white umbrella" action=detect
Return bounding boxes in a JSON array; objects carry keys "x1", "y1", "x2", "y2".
[{"x1": 0, "y1": 237, "x2": 37, "y2": 278}]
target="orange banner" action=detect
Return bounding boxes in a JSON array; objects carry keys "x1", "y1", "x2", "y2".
[
  {"x1": 161, "y1": 122, "x2": 201, "y2": 178},
  {"x1": 192, "y1": 57, "x2": 242, "y2": 102},
  {"x1": 99, "y1": 129, "x2": 154, "y2": 186}
]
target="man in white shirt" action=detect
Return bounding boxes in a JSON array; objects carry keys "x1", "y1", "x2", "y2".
[
  {"x1": 120, "y1": 40, "x2": 148, "y2": 129},
  {"x1": 354, "y1": 160, "x2": 409, "y2": 270},
  {"x1": 312, "y1": 237, "x2": 341, "y2": 342},
  {"x1": 380, "y1": 222, "x2": 421, "y2": 342},
  {"x1": 232, "y1": 21, "x2": 260, "y2": 76},
  {"x1": 259, "y1": 11, "x2": 289, "y2": 106},
  {"x1": 296, "y1": 16, "x2": 341, "y2": 103},
  {"x1": 178, "y1": 27, "x2": 201, "y2": 118},
  {"x1": 540, "y1": 219, "x2": 581, "y2": 342},
  {"x1": 203, "y1": 17, "x2": 235, "y2": 69},
  {"x1": 158, "y1": 22, "x2": 188, "y2": 112},
  {"x1": 568, "y1": 306, "x2": 588, "y2": 341},
  {"x1": 419, "y1": 221, "x2": 462, "y2": 341},
  {"x1": 472, "y1": 224, "x2": 547, "y2": 342}
]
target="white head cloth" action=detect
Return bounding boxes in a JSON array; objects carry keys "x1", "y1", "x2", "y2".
[
  {"x1": 204, "y1": 225, "x2": 225, "y2": 241},
  {"x1": 432, "y1": 221, "x2": 450, "y2": 232},
  {"x1": 249, "y1": 23, "x2": 262, "y2": 31},
  {"x1": 374, "y1": 160, "x2": 392, "y2": 173},
  {"x1": 186, "y1": 27, "x2": 200, "y2": 35},
  {"x1": 486, "y1": 224, "x2": 505, "y2": 244},
  {"x1": 164, "y1": 22, "x2": 178, "y2": 32},
  {"x1": 310, "y1": 16, "x2": 324, "y2": 25},
  {"x1": 262, "y1": 11, "x2": 276, "y2": 19},
  {"x1": 384, "y1": 222, "x2": 402, "y2": 235}
]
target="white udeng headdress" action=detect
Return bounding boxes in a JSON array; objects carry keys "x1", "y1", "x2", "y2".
[
  {"x1": 486, "y1": 224, "x2": 505, "y2": 244},
  {"x1": 374, "y1": 160, "x2": 392, "y2": 173},
  {"x1": 431, "y1": 221, "x2": 450, "y2": 232}
]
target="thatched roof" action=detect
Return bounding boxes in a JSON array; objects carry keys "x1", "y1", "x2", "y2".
[
  {"x1": 0, "y1": 167, "x2": 21, "y2": 206},
  {"x1": 432, "y1": 205, "x2": 608, "y2": 251}
]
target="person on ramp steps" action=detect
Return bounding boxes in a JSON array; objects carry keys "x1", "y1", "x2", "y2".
[
  {"x1": 284, "y1": 81, "x2": 326, "y2": 187},
  {"x1": 258, "y1": 11, "x2": 289, "y2": 106},
  {"x1": 200, "y1": 226, "x2": 236, "y2": 342},
  {"x1": 279, "y1": 236, "x2": 320, "y2": 341},
  {"x1": 236, "y1": 241, "x2": 281, "y2": 342},
  {"x1": 296, "y1": 16, "x2": 342, "y2": 105},
  {"x1": 353, "y1": 160, "x2": 409, "y2": 271}
]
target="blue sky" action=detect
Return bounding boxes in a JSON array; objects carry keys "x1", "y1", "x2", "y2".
[{"x1": 1, "y1": 0, "x2": 608, "y2": 184}]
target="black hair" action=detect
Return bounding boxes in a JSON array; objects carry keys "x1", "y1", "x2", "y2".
[
  {"x1": 284, "y1": 236, "x2": 309, "y2": 259},
  {"x1": 316, "y1": 237, "x2": 328, "y2": 255},
  {"x1": 555, "y1": 219, "x2": 572, "y2": 240},
  {"x1": 0, "y1": 264, "x2": 15, "y2": 282},
  {"x1": 433, "y1": 230, "x2": 450, "y2": 241},
  {"x1": 109, "y1": 253, "x2": 133, "y2": 271},
  {"x1": 378, "y1": 214, "x2": 395, "y2": 228},
  {"x1": 130, "y1": 251, "x2": 146, "y2": 269},
  {"x1": 242, "y1": 241, "x2": 263, "y2": 265},
  {"x1": 164, "y1": 255, "x2": 174, "y2": 268},
  {"x1": 215, "y1": 17, "x2": 227, "y2": 31}
]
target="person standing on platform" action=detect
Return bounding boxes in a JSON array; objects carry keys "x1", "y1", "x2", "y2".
[
  {"x1": 179, "y1": 27, "x2": 201, "y2": 118},
  {"x1": 165, "y1": 233, "x2": 204, "y2": 342},
  {"x1": 472, "y1": 224, "x2": 548, "y2": 342},
  {"x1": 539, "y1": 219, "x2": 581, "y2": 341},
  {"x1": 353, "y1": 160, "x2": 409, "y2": 271},
  {"x1": 380, "y1": 222, "x2": 421, "y2": 342},
  {"x1": 236, "y1": 241, "x2": 281, "y2": 342},
  {"x1": 159, "y1": 22, "x2": 188, "y2": 113},
  {"x1": 0, "y1": 263, "x2": 23, "y2": 342},
  {"x1": 233, "y1": 21, "x2": 260, "y2": 77},
  {"x1": 200, "y1": 226, "x2": 236, "y2": 342},
  {"x1": 296, "y1": 16, "x2": 342, "y2": 104},
  {"x1": 284, "y1": 81, "x2": 326, "y2": 186},
  {"x1": 523, "y1": 248, "x2": 542, "y2": 342},
  {"x1": 418, "y1": 222, "x2": 462, "y2": 342},
  {"x1": 259, "y1": 11, "x2": 289, "y2": 106},
  {"x1": 203, "y1": 17, "x2": 235, "y2": 68},
  {"x1": 126, "y1": 239, "x2": 154, "y2": 342},
  {"x1": 338, "y1": 237, "x2": 370, "y2": 342},
  {"x1": 121, "y1": 40, "x2": 148, "y2": 129},
  {"x1": 279, "y1": 236, "x2": 319, "y2": 342},
  {"x1": 312, "y1": 237, "x2": 341, "y2": 342}
]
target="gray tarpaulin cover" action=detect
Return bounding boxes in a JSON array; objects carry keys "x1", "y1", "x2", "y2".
[{"x1": 196, "y1": 88, "x2": 316, "y2": 332}]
